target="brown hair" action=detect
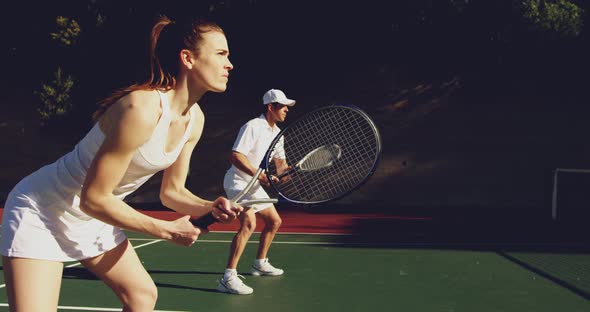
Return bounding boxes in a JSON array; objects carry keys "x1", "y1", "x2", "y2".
[{"x1": 92, "y1": 15, "x2": 224, "y2": 120}]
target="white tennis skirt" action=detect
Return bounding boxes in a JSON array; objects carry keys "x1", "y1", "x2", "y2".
[
  {"x1": 1, "y1": 187, "x2": 127, "y2": 262},
  {"x1": 223, "y1": 171, "x2": 273, "y2": 213}
]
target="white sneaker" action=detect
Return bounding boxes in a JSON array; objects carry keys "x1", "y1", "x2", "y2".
[
  {"x1": 251, "y1": 258, "x2": 284, "y2": 276},
  {"x1": 217, "y1": 273, "x2": 253, "y2": 295}
]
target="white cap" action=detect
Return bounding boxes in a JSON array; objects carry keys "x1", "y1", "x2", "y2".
[{"x1": 262, "y1": 89, "x2": 296, "y2": 106}]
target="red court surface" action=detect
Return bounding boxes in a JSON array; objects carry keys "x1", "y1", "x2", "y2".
[
  {"x1": 2, "y1": 205, "x2": 577, "y2": 244},
  {"x1": 138, "y1": 205, "x2": 431, "y2": 234},
  {"x1": 0, "y1": 206, "x2": 432, "y2": 235}
]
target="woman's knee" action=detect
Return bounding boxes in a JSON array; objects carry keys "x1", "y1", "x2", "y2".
[{"x1": 82, "y1": 240, "x2": 158, "y2": 310}]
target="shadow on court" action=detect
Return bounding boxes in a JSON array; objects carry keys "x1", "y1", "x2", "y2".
[
  {"x1": 62, "y1": 267, "x2": 100, "y2": 281},
  {"x1": 153, "y1": 282, "x2": 218, "y2": 293},
  {"x1": 61, "y1": 267, "x2": 220, "y2": 293},
  {"x1": 62, "y1": 267, "x2": 223, "y2": 280}
]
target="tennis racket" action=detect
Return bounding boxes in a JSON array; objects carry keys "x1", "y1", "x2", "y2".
[{"x1": 191, "y1": 104, "x2": 382, "y2": 229}]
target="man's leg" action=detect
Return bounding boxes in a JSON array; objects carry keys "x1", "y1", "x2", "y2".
[
  {"x1": 227, "y1": 208, "x2": 256, "y2": 269},
  {"x1": 255, "y1": 205, "x2": 281, "y2": 260},
  {"x1": 251, "y1": 205, "x2": 284, "y2": 276},
  {"x1": 218, "y1": 208, "x2": 256, "y2": 295}
]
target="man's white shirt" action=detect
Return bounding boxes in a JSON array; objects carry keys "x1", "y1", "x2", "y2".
[{"x1": 226, "y1": 114, "x2": 285, "y2": 182}]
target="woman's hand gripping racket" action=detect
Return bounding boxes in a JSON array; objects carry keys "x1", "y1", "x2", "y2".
[{"x1": 191, "y1": 104, "x2": 382, "y2": 230}]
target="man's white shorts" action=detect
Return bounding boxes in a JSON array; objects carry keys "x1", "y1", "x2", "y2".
[{"x1": 223, "y1": 171, "x2": 273, "y2": 213}]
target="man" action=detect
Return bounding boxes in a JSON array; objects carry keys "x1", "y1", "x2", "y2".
[{"x1": 217, "y1": 89, "x2": 295, "y2": 295}]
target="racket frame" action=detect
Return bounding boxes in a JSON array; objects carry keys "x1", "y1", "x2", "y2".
[{"x1": 265, "y1": 104, "x2": 382, "y2": 205}]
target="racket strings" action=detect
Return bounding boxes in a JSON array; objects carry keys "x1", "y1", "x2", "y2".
[
  {"x1": 266, "y1": 106, "x2": 380, "y2": 203},
  {"x1": 298, "y1": 145, "x2": 340, "y2": 171},
  {"x1": 279, "y1": 110, "x2": 374, "y2": 200}
]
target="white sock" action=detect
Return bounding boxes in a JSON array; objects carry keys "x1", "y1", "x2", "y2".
[
  {"x1": 254, "y1": 258, "x2": 267, "y2": 266},
  {"x1": 224, "y1": 268, "x2": 237, "y2": 279}
]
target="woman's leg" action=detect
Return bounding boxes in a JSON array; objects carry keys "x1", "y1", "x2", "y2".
[
  {"x1": 80, "y1": 240, "x2": 157, "y2": 312},
  {"x1": 2, "y1": 256, "x2": 64, "y2": 312}
]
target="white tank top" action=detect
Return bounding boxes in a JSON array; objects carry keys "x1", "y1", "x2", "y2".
[{"x1": 14, "y1": 90, "x2": 197, "y2": 221}]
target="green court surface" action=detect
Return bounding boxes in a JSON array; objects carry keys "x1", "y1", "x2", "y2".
[{"x1": 0, "y1": 231, "x2": 589, "y2": 312}]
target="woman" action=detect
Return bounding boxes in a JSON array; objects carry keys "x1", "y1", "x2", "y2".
[{"x1": 1, "y1": 15, "x2": 240, "y2": 311}]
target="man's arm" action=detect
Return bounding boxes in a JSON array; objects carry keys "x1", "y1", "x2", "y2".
[
  {"x1": 230, "y1": 151, "x2": 273, "y2": 187},
  {"x1": 273, "y1": 158, "x2": 289, "y2": 175}
]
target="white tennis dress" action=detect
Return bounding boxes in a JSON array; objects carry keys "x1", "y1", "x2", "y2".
[
  {"x1": 223, "y1": 114, "x2": 284, "y2": 212},
  {"x1": 1, "y1": 90, "x2": 196, "y2": 261}
]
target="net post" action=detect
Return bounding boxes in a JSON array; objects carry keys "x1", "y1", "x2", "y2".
[
  {"x1": 551, "y1": 168, "x2": 590, "y2": 222},
  {"x1": 552, "y1": 168, "x2": 559, "y2": 220}
]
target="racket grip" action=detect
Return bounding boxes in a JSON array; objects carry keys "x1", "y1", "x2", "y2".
[{"x1": 190, "y1": 212, "x2": 217, "y2": 230}]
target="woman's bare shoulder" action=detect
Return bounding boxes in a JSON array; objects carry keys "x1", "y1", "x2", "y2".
[
  {"x1": 123, "y1": 90, "x2": 162, "y2": 111},
  {"x1": 101, "y1": 90, "x2": 162, "y2": 140},
  {"x1": 115, "y1": 90, "x2": 161, "y2": 120}
]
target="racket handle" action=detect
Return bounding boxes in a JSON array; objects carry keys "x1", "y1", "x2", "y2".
[{"x1": 190, "y1": 212, "x2": 217, "y2": 230}]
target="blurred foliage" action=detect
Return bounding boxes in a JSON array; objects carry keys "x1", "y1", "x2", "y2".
[
  {"x1": 36, "y1": 16, "x2": 81, "y2": 122},
  {"x1": 95, "y1": 13, "x2": 106, "y2": 27},
  {"x1": 5, "y1": 0, "x2": 588, "y2": 124},
  {"x1": 50, "y1": 16, "x2": 81, "y2": 46},
  {"x1": 519, "y1": 0, "x2": 584, "y2": 38},
  {"x1": 35, "y1": 67, "x2": 75, "y2": 121}
]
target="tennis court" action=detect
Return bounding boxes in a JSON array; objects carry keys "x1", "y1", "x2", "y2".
[{"x1": 0, "y1": 206, "x2": 588, "y2": 312}]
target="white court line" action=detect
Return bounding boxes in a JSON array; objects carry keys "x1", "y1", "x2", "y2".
[
  {"x1": 0, "y1": 303, "x2": 188, "y2": 311},
  {"x1": 65, "y1": 239, "x2": 164, "y2": 268}
]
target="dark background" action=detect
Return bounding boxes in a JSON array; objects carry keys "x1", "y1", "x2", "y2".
[{"x1": 1, "y1": 0, "x2": 589, "y2": 235}]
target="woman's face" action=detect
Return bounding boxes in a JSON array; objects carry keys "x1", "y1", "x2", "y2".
[{"x1": 189, "y1": 31, "x2": 233, "y2": 93}]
